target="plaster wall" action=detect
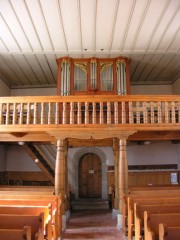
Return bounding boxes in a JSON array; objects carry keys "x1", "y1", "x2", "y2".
[
  {"x1": 0, "y1": 79, "x2": 11, "y2": 96},
  {"x1": 0, "y1": 145, "x2": 7, "y2": 171},
  {"x1": 6, "y1": 145, "x2": 40, "y2": 172},
  {"x1": 172, "y1": 77, "x2": 180, "y2": 94},
  {"x1": 130, "y1": 84, "x2": 172, "y2": 95}
]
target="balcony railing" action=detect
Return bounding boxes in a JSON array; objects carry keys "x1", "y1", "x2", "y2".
[{"x1": 0, "y1": 95, "x2": 179, "y2": 126}]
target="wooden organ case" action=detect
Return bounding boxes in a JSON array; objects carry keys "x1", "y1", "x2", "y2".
[{"x1": 56, "y1": 57, "x2": 130, "y2": 96}]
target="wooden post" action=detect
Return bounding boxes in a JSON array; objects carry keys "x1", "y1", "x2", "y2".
[
  {"x1": 113, "y1": 138, "x2": 119, "y2": 210},
  {"x1": 55, "y1": 139, "x2": 66, "y2": 214},
  {"x1": 118, "y1": 138, "x2": 128, "y2": 214}
]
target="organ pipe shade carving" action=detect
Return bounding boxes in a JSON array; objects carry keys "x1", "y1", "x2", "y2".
[
  {"x1": 61, "y1": 61, "x2": 70, "y2": 96},
  {"x1": 74, "y1": 63, "x2": 87, "y2": 91},
  {"x1": 117, "y1": 61, "x2": 127, "y2": 95},
  {"x1": 100, "y1": 63, "x2": 113, "y2": 91},
  {"x1": 90, "y1": 61, "x2": 97, "y2": 90}
]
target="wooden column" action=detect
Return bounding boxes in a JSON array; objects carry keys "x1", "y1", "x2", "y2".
[
  {"x1": 113, "y1": 138, "x2": 119, "y2": 210},
  {"x1": 55, "y1": 139, "x2": 66, "y2": 214},
  {"x1": 118, "y1": 138, "x2": 128, "y2": 214}
]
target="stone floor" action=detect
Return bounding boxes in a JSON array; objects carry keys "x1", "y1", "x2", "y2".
[{"x1": 62, "y1": 209, "x2": 127, "y2": 240}]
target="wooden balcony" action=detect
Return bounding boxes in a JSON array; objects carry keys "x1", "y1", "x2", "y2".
[{"x1": 0, "y1": 95, "x2": 180, "y2": 141}]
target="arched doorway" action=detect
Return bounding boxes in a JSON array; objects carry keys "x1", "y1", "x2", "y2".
[{"x1": 79, "y1": 153, "x2": 102, "y2": 198}]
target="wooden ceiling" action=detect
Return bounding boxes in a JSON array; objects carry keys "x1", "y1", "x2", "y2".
[{"x1": 0, "y1": 0, "x2": 179, "y2": 89}]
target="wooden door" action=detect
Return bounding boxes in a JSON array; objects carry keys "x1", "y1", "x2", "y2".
[{"x1": 79, "y1": 153, "x2": 102, "y2": 198}]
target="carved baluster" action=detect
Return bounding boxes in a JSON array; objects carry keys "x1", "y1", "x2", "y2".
[
  {"x1": 92, "y1": 102, "x2": 96, "y2": 124},
  {"x1": 114, "y1": 102, "x2": 118, "y2": 124},
  {"x1": 177, "y1": 102, "x2": 180, "y2": 123},
  {"x1": 5, "y1": 103, "x2": 10, "y2": 125},
  {"x1": 122, "y1": 102, "x2": 126, "y2": 124},
  {"x1": 157, "y1": 102, "x2": 162, "y2": 123},
  {"x1": 85, "y1": 102, "x2": 89, "y2": 124},
  {"x1": 100, "y1": 102, "x2": 104, "y2": 124},
  {"x1": 143, "y1": 102, "x2": 147, "y2": 124},
  {"x1": 41, "y1": 103, "x2": 45, "y2": 124},
  {"x1": 164, "y1": 102, "x2": 169, "y2": 123},
  {"x1": 150, "y1": 102, "x2": 155, "y2": 123},
  {"x1": 55, "y1": 102, "x2": 59, "y2": 124},
  {"x1": 48, "y1": 102, "x2": 52, "y2": 124},
  {"x1": 70, "y1": 102, "x2": 74, "y2": 124},
  {"x1": 19, "y1": 103, "x2": 23, "y2": 124},
  {"x1": 33, "y1": 103, "x2": 38, "y2": 124},
  {"x1": 129, "y1": 102, "x2": 133, "y2": 124},
  {"x1": 0, "y1": 103, "x2": 3, "y2": 124},
  {"x1": 12, "y1": 103, "x2": 17, "y2": 125},
  {"x1": 77, "y1": 102, "x2": 81, "y2": 124},
  {"x1": 107, "y1": 102, "x2": 111, "y2": 124},
  {"x1": 26, "y1": 103, "x2": 30, "y2": 124},
  {"x1": 136, "y1": 102, "x2": 140, "y2": 124},
  {"x1": 63, "y1": 102, "x2": 67, "y2": 124},
  {"x1": 171, "y1": 102, "x2": 175, "y2": 123}
]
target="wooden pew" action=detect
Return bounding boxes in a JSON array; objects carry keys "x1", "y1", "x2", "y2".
[
  {"x1": 144, "y1": 211, "x2": 180, "y2": 240},
  {"x1": 0, "y1": 213, "x2": 44, "y2": 240},
  {"x1": 159, "y1": 223, "x2": 180, "y2": 240},
  {"x1": 134, "y1": 204, "x2": 180, "y2": 240},
  {"x1": 0, "y1": 194, "x2": 61, "y2": 240},
  {"x1": 0, "y1": 226, "x2": 31, "y2": 240},
  {"x1": 127, "y1": 196, "x2": 180, "y2": 240}
]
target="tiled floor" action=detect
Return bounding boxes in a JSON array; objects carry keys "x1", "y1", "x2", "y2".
[{"x1": 62, "y1": 209, "x2": 127, "y2": 240}]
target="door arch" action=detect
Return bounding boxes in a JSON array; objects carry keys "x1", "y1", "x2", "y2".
[{"x1": 79, "y1": 153, "x2": 102, "y2": 198}]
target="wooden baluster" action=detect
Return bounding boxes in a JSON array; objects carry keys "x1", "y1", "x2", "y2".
[
  {"x1": 177, "y1": 102, "x2": 180, "y2": 123},
  {"x1": 122, "y1": 102, "x2": 126, "y2": 124},
  {"x1": 164, "y1": 102, "x2": 169, "y2": 123},
  {"x1": 26, "y1": 103, "x2": 30, "y2": 124},
  {"x1": 136, "y1": 102, "x2": 140, "y2": 124},
  {"x1": 92, "y1": 102, "x2": 96, "y2": 124},
  {"x1": 55, "y1": 102, "x2": 59, "y2": 124},
  {"x1": 41, "y1": 103, "x2": 45, "y2": 124},
  {"x1": 63, "y1": 102, "x2": 67, "y2": 124},
  {"x1": 77, "y1": 102, "x2": 81, "y2": 124},
  {"x1": 85, "y1": 102, "x2": 89, "y2": 124},
  {"x1": 100, "y1": 102, "x2": 104, "y2": 124},
  {"x1": 129, "y1": 102, "x2": 133, "y2": 124},
  {"x1": 12, "y1": 103, "x2": 17, "y2": 125},
  {"x1": 171, "y1": 102, "x2": 175, "y2": 123},
  {"x1": 19, "y1": 103, "x2": 23, "y2": 124},
  {"x1": 114, "y1": 102, "x2": 118, "y2": 124},
  {"x1": 107, "y1": 102, "x2": 111, "y2": 124},
  {"x1": 150, "y1": 102, "x2": 155, "y2": 123},
  {"x1": 33, "y1": 103, "x2": 38, "y2": 124},
  {"x1": 157, "y1": 102, "x2": 162, "y2": 123},
  {"x1": 5, "y1": 103, "x2": 10, "y2": 125},
  {"x1": 143, "y1": 102, "x2": 147, "y2": 124},
  {"x1": 48, "y1": 102, "x2": 52, "y2": 124},
  {"x1": 0, "y1": 103, "x2": 3, "y2": 124},
  {"x1": 70, "y1": 102, "x2": 74, "y2": 124}
]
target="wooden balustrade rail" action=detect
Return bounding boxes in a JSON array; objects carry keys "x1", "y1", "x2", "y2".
[{"x1": 0, "y1": 95, "x2": 180, "y2": 126}]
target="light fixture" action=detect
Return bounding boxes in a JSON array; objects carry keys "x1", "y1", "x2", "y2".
[{"x1": 18, "y1": 141, "x2": 25, "y2": 146}]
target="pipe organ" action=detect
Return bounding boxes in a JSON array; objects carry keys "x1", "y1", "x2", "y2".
[{"x1": 56, "y1": 57, "x2": 130, "y2": 95}]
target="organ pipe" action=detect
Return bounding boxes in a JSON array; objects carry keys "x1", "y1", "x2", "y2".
[
  {"x1": 61, "y1": 61, "x2": 70, "y2": 96},
  {"x1": 117, "y1": 61, "x2": 127, "y2": 95}
]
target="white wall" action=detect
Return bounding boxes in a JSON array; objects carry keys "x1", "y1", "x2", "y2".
[
  {"x1": 172, "y1": 77, "x2": 180, "y2": 95},
  {"x1": 6, "y1": 145, "x2": 40, "y2": 172},
  {"x1": 0, "y1": 145, "x2": 7, "y2": 171},
  {"x1": 127, "y1": 141, "x2": 179, "y2": 166},
  {"x1": 11, "y1": 87, "x2": 56, "y2": 96},
  {"x1": 0, "y1": 79, "x2": 11, "y2": 96},
  {"x1": 130, "y1": 84, "x2": 172, "y2": 95}
]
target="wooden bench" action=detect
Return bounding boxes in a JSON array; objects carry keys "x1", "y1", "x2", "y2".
[
  {"x1": 0, "y1": 193, "x2": 61, "y2": 240},
  {"x1": 144, "y1": 211, "x2": 180, "y2": 240},
  {"x1": 0, "y1": 212, "x2": 44, "y2": 240},
  {"x1": 134, "y1": 204, "x2": 180, "y2": 240},
  {"x1": 159, "y1": 223, "x2": 180, "y2": 240},
  {"x1": 126, "y1": 196, "x2": 180, "y2": 239},
  {"x1": 0, "y1": 226, "x2": 31, "y2": 240}
]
